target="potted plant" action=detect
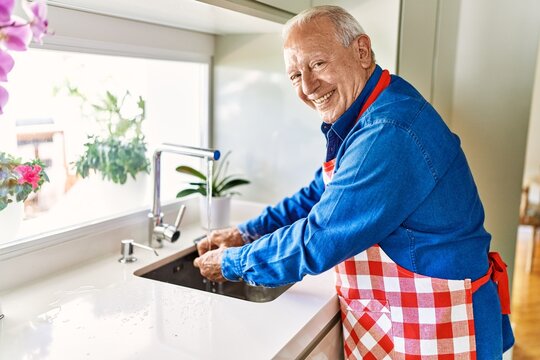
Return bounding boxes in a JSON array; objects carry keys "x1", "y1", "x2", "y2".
[
  {"x1": 71, "y1": 88, "x2": 151, "y2": 185},
  {"x1": 176, "y1": 151, "x2": 249, "y2": 229},
  {"x1": 0, "y1": 151, "x2": 49, "y2": 243}
]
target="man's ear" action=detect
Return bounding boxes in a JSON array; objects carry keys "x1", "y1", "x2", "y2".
[{"x1": 354, "y1": 34, "x2": 373, "y2": 69}]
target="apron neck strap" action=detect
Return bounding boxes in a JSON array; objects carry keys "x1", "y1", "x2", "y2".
[{"x1": 356, "y1": 69, "x2": 391, "y2": 123}]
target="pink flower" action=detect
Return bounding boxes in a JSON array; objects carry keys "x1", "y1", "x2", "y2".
[
  {"x1": 14, "y1": 164, "x2": 42, "y2": 189},
  {"x1": 0, "y1": 0, "x2": 48, "y2": 113},
  {"x1": 0, "y1": 49, "x2": 13, "y2": 81},
  {"x1": 24, "y1": 0, "x2": 47, "y2": 43},
  {"x1": 0, "y1": 20, "x2": 32, "y2": 51},
  {"x1": 0, "y1": 84, "x2": 8, "y2": 114},
  {"x1": 0, "y1": 0, "x2": 15, "y2": 24}
]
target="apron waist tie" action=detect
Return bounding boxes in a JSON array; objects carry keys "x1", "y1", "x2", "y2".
[{"x1": 470, "y1": 252, "x2": 511, "y2": 314}]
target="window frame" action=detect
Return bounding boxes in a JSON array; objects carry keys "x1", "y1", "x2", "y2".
[{"x1": 0, "y1": 8, "x2": 213, "y2": 260}]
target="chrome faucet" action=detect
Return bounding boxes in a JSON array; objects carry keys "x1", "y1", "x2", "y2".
[{"x1": 149, "y1": 143, "x2": 220, "y2": 248}]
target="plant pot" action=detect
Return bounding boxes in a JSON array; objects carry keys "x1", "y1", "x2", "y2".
[
  {"x1": 199, "y1": 196, "x2": 231, "y2": 230},
  {"x1": 0, "y1": 201, "x2": 24, "y2": 245}
]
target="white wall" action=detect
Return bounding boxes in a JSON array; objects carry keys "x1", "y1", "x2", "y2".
[
  {"x1": 213, "y1": 1, "x2": 401, "y2": 204},
  {"x1": 397, "y1": 0, "x2": 438, "y2": 100},
  {"x1": 213, "y1": 33, "x2": 323, "y2": 203},
  {"x1": 398, "y1": 0, "x2": 461, "y2": 124},
  {"x1": 523, "y1": 39, "x2": 540, "y2": 185},
  {"x1": 431, "y1": 0, "x2": 460, "y2": 125},
  {"x1": 448, "y1": 0, "x2": 540, "y2": 283}
]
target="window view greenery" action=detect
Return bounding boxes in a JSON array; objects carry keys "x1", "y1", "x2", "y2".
[
  {"x1": 0, "y1": 48, "x2": 208, "y2": 244},
  {"x1": 66, "y1": 87, "x2": 151, "y2": 185}
]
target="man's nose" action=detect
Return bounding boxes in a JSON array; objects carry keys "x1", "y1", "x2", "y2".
[{"x1": 301, "y1": 72, "x2": 319, "y2": 95}]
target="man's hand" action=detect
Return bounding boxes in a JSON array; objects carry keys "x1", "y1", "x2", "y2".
[
  {"x1": 197, "y1": 227, "x2": 244, "y2": 256},
  {"x1": 193, "y1": 247, "x2": 226, "y2": 282}
]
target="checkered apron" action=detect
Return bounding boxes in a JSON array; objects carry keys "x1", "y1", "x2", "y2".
[
  {"x1": 335, "y1": 246, "x2": 477, "y2": 359},
  {"x1": 323, "y1": 69, "x2": 510, "y2": 359}
]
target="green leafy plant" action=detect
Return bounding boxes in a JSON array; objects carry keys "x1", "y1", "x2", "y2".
[
  {"x1": 0, "y1": 152, "x2": 49, "y2": 212},
  {"x1": 175, "y1": 151, "x2": 250, "y2": 198},
  {"x1": 68, "y1": 87, "x2": 150, "y2": 184},
  {"x1": 75, "y1": 136, "x2": 149, "y2": 185}
]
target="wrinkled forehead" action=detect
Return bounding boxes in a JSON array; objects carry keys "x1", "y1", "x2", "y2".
[
  {"x1": 283, "y1": 21, "x2": 341, "y2": 70},
  {"x1": 283, "y1": 17, "x2": 340, "y2": 49}
]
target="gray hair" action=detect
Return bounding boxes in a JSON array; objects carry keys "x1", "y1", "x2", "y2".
[{"x1": 282, "y1": 5, "x2": 366, "y2": 47}]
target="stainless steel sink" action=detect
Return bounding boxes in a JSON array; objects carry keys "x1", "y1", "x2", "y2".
[{"x1": 134, "y1": 243, "x2": 292, "y2": 303}]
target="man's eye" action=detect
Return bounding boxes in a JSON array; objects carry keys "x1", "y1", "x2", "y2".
[
  {"x1": 313, "y1": 62, "x2": 324, "y2": 69},
  {"x1": 290, "y1": 74, "x2": 301, "y2": 81}
]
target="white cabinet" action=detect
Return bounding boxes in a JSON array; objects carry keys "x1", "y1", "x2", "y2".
[
  {"x1": 305, "y1": 318, "x2": 344, "y2": 360},
  {"x1": 255, "y1": 0, "x2": 311, "y2": 14},
  {"x1": 49, "y1": 0, "x2": 284, "y2": 34}
]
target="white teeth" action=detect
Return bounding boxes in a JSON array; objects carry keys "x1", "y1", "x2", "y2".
[{"x1": 312, "y1": 90, "x2": 334, "y2": 105}]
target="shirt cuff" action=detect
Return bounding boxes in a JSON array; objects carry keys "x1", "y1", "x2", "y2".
[
  {"x1": 221, "y1": 246, "x2": 244, "y2": 282},
  {"x1": 237, "y1": 221, "x2": 262, "y2": 243}
]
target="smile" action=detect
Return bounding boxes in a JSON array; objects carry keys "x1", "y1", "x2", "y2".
[{"x1": 312, "y1": 90, "x2": 335, "y2": 105}]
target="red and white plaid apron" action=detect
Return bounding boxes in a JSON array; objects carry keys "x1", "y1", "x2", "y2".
[
  {"x1": 332, "y1": 246, "x2": 510, "y2": 360},
  {"x1": 323, "y1": 70, "x2": 510, "y2": 359}
]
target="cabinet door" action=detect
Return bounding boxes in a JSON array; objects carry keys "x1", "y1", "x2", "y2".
[
  {"x1": 255, "y1": 0, "x2": 310, "y2": 14},
  {"x1": 305, "y1": 320, "x2": 343, "y2": 360}
]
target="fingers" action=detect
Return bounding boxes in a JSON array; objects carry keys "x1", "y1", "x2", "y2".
[
  {"x1": 193, "y1": 248, "x2": 225, "y2": 283},
  {"x1": 196, "y1": 227, "x2": 244, "y2": 256},
  {"x1": 196, "y1": 230, "x2": 220, "y2": 255},
  {"x1": 197, "y1": 237, "x2": 210, "y2": 255}
]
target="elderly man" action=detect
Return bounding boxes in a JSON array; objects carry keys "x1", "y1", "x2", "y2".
[{"x1": 194, "y1": 5, "x2": 514, "y2": 359}]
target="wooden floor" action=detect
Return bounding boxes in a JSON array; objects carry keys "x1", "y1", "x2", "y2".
[{"x1": 511, "y1": 226, "x2": 540, "y2": 360}]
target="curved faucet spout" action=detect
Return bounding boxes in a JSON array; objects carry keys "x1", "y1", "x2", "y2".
[{"x1": 149, "y1": 143, "x2": 220, "y2": 248}]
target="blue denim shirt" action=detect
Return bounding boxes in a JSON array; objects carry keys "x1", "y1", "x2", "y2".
[{"x1": 222, "y1": 66, "x2": 514, "y2": 358}]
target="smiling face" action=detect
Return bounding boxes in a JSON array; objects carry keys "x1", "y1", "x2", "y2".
[{"x1": 284, "y1": 17, "x2": 375, "y2": 123}]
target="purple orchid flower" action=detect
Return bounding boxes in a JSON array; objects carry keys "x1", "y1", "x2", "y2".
[
  {"x1": 0, "y1": 0, "x2": 15, "y2": 24},
  {"x1": 0, "y1": 85, "x2": 9, "y2": 114},
  {"x1": 24, "y1": 0, "x2": 48, "y2": 43},
  {"x1": 0, "y1": 20, "x2": 32, "y2": 51},
  {"x1": 0, "y1": 50, "x2": 14, "y2": 81}
]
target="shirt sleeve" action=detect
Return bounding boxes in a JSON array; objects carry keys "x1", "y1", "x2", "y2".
[
  {"x1": 236, "y1": 168, "x2": 325, "y2": 242},
  {"x1": 222, "y1": 123, "x2": 439, "y2": 286}
]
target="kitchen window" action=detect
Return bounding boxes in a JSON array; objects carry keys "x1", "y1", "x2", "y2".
[{"x1": 0, "y1": 47, "x2": 209, "y2": 246}]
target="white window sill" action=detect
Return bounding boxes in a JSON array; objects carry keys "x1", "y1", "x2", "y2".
[{"x1": 0, "y1": 197, "x2": 198, "y2": 261}]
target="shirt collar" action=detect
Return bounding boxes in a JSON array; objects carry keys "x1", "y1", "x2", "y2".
[{"x1": 320, "y1": 65, "x2": 383, "y2": 140}]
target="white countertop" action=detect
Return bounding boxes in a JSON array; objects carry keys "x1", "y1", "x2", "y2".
[{"x1": 0, "y1": 224, "x2": 338, "y2": 359}]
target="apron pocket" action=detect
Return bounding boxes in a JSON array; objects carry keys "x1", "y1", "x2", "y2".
[{"x1": 339, "y1": 296, "x2": 394, "y2": 360}]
